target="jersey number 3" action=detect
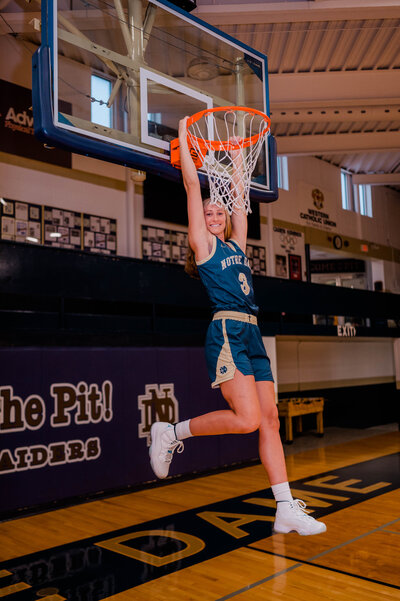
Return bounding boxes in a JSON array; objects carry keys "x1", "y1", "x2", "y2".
[{"x1": 239, "y1": 272, "x2": 250, "y2": 296}]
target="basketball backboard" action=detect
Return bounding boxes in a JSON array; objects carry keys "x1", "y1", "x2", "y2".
[{"x1": 33, "y1": 0, "x2": 278, "y2": 202}]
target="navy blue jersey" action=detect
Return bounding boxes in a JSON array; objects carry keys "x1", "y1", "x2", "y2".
[{"x1": 196, "y1": 236, "x2": 258, "y2": 315}]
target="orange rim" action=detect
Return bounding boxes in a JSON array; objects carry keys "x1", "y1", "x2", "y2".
[{"x1": 186, "y1": 106, "x2": 271, "y2": 151}]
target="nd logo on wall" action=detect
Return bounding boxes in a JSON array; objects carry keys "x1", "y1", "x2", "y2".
[
  {"x1": 312, "y1": 188, "x2": 324, "y2": 209},
  {"x1": 138, "y1": 384, "x2": 179, "y2": 446}
]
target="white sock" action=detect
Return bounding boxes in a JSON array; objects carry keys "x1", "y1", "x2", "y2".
[
  {"x1": 174, "y1": 419, "x2": 193, "y2": 441},
  {"x1": 271, "y1": 482, "x2": 293, "y2": 503}
]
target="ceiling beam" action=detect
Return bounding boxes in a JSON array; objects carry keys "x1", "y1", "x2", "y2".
[
  {"x1": 194, "y1": 1, "x2": 400, "y2": 25},
  {"x1": 352, "y1": 173, "x2": 400, "y2": 185},
  {"x1": 275, "y1": 131, "x2": 400, "y2": 155},
  {"x1": 270, "y1": 104, "x2": 400, "y2": 124},
  {"x1": 269, "y1": 71, "x2": 400, "y2": 105}
]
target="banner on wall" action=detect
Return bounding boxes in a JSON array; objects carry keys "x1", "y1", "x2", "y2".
[
  {"x1": 0, "y1": 347, "x2": 258, "y2": 515},
  {"x1": 273, "y1": 225, "x2": 305, "y2": 280},
  {"x1": 0, "y1": 79, "x2": 71, "y2": 168}
]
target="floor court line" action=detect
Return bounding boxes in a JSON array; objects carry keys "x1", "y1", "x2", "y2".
[
  {"x1": 218, "y1": 516, "x2": 400, "y2": 600},
  {"x1": 234, "y1": 515, "x2": 400, "y2": 597},
  {"x1": 381, "y1": 529, "x2": 400, "y2": 535},
  {"x1": 306, "y1": 517, "x2": 400, "y2": 561},
  {"x1": 219, "y1": 467, "x2": 400, "y2": 600},
  {"x1": 245, "y1": 545, "x2": 400, "y2": 592},
  {"x1": 213, "y1": 562, "x2": 303, "y2": 601}
]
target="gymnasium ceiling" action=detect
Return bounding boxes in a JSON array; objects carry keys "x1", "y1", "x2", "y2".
[
  {"x1": 194, "y1": 0, "x2": 400, "y2": 189},
  {"x1": 1, "y1": 0, "x2": 399, "y2": 189}
]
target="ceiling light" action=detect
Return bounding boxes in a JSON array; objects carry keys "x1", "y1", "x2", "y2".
[{"x1": 187, "y1": 58, "x2": 219, "y2": 81}]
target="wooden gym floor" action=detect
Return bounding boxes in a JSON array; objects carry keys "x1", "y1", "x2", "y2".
[{"x1": 1, "y1": 429, "x2": 399, "y2": 601}]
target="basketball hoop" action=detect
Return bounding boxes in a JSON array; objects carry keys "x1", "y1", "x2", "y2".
[{"x1": 170, "y1": 106, "x2": 271, "y2": 214}]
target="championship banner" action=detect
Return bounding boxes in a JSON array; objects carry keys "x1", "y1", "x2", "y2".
[{"x1": 0, "y1": 347, "x2": 258, "y2": 515}]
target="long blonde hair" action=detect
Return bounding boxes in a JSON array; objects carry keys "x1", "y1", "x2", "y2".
[{"x1": 185, "y1": 200, "x2": 232, "y2": 278}]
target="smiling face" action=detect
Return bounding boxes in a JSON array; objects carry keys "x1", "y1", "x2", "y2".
[{"x1": 203, "y1": 202, "x2": 227, "y2": 240}]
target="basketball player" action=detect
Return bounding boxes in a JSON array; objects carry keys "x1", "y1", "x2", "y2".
[{"x1": 149, "y1": 117, "x2": 326, "y2": 536}]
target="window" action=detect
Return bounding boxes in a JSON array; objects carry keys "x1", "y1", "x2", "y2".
[
  {"x1": 148, "y1": 112, "x2": 162, "y2": 124},
  {"x1": 358, "y1": 184, "x2": 373, "y2": 217},
  {"x1": 91, "y1": 75, "x2": 112, "y2": 127},
  {"x1": 277, "y1": 156, "x2": 289, "y2": 190},
  {"x1": 341, "y1": 171, "x2": 373, "y2": 217},
  {"x1": 341, "y1": 170, "x2": 354, "y2": 211}
]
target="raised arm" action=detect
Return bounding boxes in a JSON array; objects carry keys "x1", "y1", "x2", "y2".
[
  {"x1": 178, "y1": 117, "x2": 212, "y2": 261},
  {"x1": 229, "y1": 143, "x2": 248, "y2": 252}
]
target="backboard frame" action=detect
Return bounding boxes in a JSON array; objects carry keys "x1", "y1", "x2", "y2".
[{"x1": 32, "y1": 0, "x2": 278, "y2": 202}]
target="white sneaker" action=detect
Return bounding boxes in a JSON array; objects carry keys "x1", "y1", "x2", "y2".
[
  {"x1": 149, "y1": 422, "x2": 184, "y2": 479},
  {"x1": 274, "y1": 499, "x2": 327, "y2": 536}
]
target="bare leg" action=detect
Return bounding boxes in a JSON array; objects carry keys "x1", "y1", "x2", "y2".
[
  {"x1": 184, "y1": 373, "x2": 288, "y2": 484},
  {"x1": 256, "y1": 380, "x2": 288, "y2": 485},
  {"x1": 189, "y1": 370, "x2": 261, "y2": 436}
]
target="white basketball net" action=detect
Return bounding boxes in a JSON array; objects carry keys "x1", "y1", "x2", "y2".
[{"x1": 187, "y1": 108, "x2": 270, "y2": 215}]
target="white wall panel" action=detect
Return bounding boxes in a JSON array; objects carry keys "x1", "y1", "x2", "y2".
[
  {"x1": 276, "y1": 337, "x2": 396, "y2": 392},
  {"x1": 262, "y1": 336, "x2": 278, "y2": 402},
  {"x1": 276, "y1": 341, "x2": 301, "y2": 389}
]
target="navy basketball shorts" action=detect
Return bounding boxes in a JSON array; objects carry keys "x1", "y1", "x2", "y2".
[{"x1": 205, "y1": 311, "x2": 274, "y2": 389}]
